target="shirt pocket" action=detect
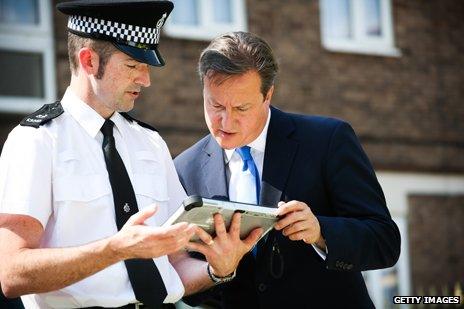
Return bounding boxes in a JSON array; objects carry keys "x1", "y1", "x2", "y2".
[
  {"x1": 133, "y1": 150, "x2": 164, "y2": 175},
  {"x1": 56, "y1": 150, "x2": 99, "y2": 177},
  {"x1": 132, "y1": 172, "x2": 170, "y2": 226},
  {"x1": 53, "y1": 174, "x2": 111, "y2": 202},
  {"x1": 51, "y1": 174, "x2": 115, "y2": 247}
]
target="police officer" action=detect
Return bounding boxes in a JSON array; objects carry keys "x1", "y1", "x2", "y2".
[{"x1": 0, "y1": 1, "x2": 261, "y2": 308}]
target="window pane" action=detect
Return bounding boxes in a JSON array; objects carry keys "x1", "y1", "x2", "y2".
[
  {"x1": 171, "y1": 0, "x2": 199, "y2": 25},
  {"x1": 381, "y1": 267, "x2": 399, "y2": 309},
  {"x1": 365, "y1": 0, "x2": 382, "y2": 36},
  {"x1": 324, "y1": 0, "x2": 352, "y2": 39},
  {"x1": 0, "y1": 50, "x2": 44, "y2": 98},
  {"x1": 213, "y1": 0, "x2": 232, "y2": 23},
  {"x1": 0, "y1": 0, "x2": 39, "y2": 25}
]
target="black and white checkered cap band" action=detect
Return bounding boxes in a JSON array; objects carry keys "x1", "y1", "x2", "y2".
[{"x1": 68, "y1": 15, "x2": 161, "y2": 45}]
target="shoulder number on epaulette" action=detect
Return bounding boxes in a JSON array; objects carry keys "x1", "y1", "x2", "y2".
[
  {"x1": 120, "y1": 112, "x2": 158, "y2": 132},
  {"x1": 20, "y1": 101, "x2": 64, "y2": 128}
]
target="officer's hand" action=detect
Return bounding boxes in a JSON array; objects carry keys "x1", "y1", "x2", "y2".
[
  {"x1": 186, "y1": 212, "x2": 263, "y2": 277},
  {"x1": 111, "y1": 205, "x2": 196, "y2": 260},
  {"x1": 274, "y1": 201, "x2": 326, "y2": 250}
]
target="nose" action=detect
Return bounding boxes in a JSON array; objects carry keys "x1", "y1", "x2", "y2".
[
  {"x1": 135, "y1": 65, "x2": 151, "y2": 87},
  {"x1": 220, "y1": 109, "x2": 234, "y2": 131}
]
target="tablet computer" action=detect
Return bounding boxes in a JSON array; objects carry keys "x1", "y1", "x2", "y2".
[{"x1": 163, "y1": 195, "x2": 277, "y2": 242}]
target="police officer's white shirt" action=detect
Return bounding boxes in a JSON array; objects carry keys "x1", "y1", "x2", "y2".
[
  {"x1": 0, "y1": 88, "x2": 187, "y2": 308},
  {"x1": 223, "y1": 109, "x2": 327, "y2": 260}
]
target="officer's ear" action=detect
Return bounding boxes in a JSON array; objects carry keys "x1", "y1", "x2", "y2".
[{"x1": 78, "y1": 47, "x2": 99, "y2": 76}]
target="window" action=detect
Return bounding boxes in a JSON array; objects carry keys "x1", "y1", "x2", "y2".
[
  {"x1": 320, "y1": 0, "x2": 400, "y2": 57},
  {"x1": 164, "y1": 0, "x2": 247, "y2": 40},
  {"x1": 0, "y1": 0, "x2": 56, "y2": 113}
]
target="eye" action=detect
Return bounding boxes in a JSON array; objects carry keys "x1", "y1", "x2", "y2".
[{"x1": 126, "y1": 64, "x2": 136, "y2": 69}]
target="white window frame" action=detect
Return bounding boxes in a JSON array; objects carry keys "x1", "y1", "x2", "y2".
[
  {"x1": 164, "y1": 0, "x2": 247, "y2": 41},
  {"x1": 320, "y1": 0, "x2": 401, "y2": 57},
  {"x1": 364, "y1": 171, "x2": 464, "y2": 309},
  {"x1": 0, "y1": 0, "x2": 56, "y2": 113}
]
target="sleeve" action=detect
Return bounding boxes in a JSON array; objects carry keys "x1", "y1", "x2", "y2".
[
  {"x1": 0, "y1": 126, "x2": 53, "y2": 229},
  {"x1": 317, "y1": 121, "x2": 401, "y2": 272},
  {"x1": 159, "y1": 138, "x2": 188, "y2": 217}
]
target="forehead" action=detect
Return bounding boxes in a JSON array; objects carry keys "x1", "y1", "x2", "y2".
[
  {"x1": 107, "y1": 50, "x2": 140, "y2": 63},
  {"x1": 204, "y1": 70, "x2": 262, "y2": 92}
]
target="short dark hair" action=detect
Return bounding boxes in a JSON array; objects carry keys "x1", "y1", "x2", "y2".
[
  {"x1": 198, "y1": 31, "x2": 279, "y2": 96},
  {"x1": 67, "y1": 32, "x2": 118, "y2": 79}
]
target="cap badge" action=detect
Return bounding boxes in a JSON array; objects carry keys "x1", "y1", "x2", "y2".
[{"x1": 156, "y1": 13, "x2": 167, "y2": 30}]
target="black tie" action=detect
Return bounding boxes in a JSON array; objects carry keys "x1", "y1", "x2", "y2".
[{"x1": 101, "y1": 119, "x2": 167, "y2": 308}]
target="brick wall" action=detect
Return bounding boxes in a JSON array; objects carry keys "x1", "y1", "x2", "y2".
[
  {"x1": 1, "y1": 0, "x2": 463, "y2": 173},
  {"x1": 408, "y1": 194, "x2": 464, "y2": 291}
]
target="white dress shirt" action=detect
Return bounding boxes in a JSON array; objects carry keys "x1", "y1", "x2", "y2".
[
  {"x1": 0, "y1": 88, "x2": 187, "y2": 308},
  {"x1": 224, "y1": 113, "x2": 269, "y2": 204},
  {"x1": 223, "y1": 109, "x2": 327, "y2": 260}
]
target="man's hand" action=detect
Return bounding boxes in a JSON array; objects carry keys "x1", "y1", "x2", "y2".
[
  {"x1": 110, "y1": 205, "x2": 197, "y2": 260},
  {"x1": 186, "y1": 212, "x2": 263, "y2": 277},
  {"x1": 274, "y1": 201, "x2": 326, "y2": 250}
]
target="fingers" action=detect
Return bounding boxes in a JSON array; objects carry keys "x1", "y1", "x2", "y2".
[
  {"x1": 157, "y1": 223, "x2": 197, "y2": 254},
  {"x1": 213, "y1": 213, "x2": 227, "y2": 239},
  {"x1": 287, "y1": 230, "x2": 307, "y2": 241},
  {"x1": 229, "y1": 212, "x2": 242, "y2": 239},
  {"x1": 195, "y1": 226, "x2": 214, "y2": 245},
  {"x1": 125, "y1": 205, "x2": 158, "y2": 226},
  {"x1": 275, "y1": 200, "x2": 307, "y2": 217},
  {"x1": 282, "y1": 220, "x2": 309, "y2": 236},
  {"x1": 242, "y1": 227, "x2": 263, "y2": 248},
  {"x1": 185, "y1": 241, "x2": 208, "y2": 256},
  {"x1": 169, "y1": 222, "x2": 198, "y2": 241},
  {"x1": 274, "y1": 210, "x2": 307, "y2": 230}
]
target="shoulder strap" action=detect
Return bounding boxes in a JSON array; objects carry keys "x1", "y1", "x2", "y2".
[
  {"x1": 20, "y1": 101, "x2": 64, "y2": 128},
  {"x1": 120, "y1": 112, "x2": 158, "y2": 132}
]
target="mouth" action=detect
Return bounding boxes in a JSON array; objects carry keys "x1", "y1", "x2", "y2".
[
  {"x1": 218, "y1": 130, "x2": 237, "y2": 137},
  {"x1": 127, "y1": 91, "x2": 140, "y2": 99}
]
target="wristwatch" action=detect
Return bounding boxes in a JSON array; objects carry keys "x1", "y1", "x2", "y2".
[{"x1": 207, "y1": 263, "x2": 236, "y2": 284}]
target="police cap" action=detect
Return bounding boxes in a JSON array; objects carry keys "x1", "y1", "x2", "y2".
[{"x1": 57, "y1": 0, "x2": 173, "y2": 66}]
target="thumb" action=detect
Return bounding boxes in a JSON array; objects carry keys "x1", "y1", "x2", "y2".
[
  {"x1": 243, "y1": 227, "x2": 264, "y2": 248},
  {"x1": 126, "y1": 205, "x2": 158, "y2": 226}
]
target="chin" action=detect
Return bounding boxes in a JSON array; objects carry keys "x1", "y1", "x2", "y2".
[
  {"x1": 118, "y1": 102, "x2": 134, "y2": 113},
  {"x1": 213, "y1": 136, "x2": 239, "y2": 150}
]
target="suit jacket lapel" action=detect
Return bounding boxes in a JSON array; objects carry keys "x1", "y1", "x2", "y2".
[
  {"x1": 201, "y1": 136, "x2": 229, "y2": 200},
  {"x1": 260, "y1": 106, "x2": 298, "y2": 208}
]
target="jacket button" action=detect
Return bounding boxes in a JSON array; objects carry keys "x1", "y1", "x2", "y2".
[{"x1": 258, "y1": 283, "x2": 267, "y2": 292}]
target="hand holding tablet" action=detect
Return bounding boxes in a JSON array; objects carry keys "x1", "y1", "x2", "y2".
[{"x1": 163, "y1": 195, "x2": 277, "y2": 243}]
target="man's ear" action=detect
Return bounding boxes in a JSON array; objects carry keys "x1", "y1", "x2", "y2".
[
  {"x1": 78, "y1": 47, "x2": 99, "y2": 76},
  {"x1": 264, "y1": 85, "x2": 274, "y2": 105}
]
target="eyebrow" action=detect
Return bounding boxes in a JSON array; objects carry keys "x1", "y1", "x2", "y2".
[
  {"x1": 208, "y1": 96, "x2": 251, "y2": 108},
  {"x1": 124, "y1": 57, "x2": 140, "y2": 63},
  {"x1": 236, "y1": 103, "x2": 251, "y2": 109}
]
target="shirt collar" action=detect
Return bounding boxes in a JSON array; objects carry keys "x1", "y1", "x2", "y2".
[
  {"x1": 224, "y1": 109, "x2": 271, "y2": 163},
  {"x1": 61, "y1": 87, "x2": 125, "y2": 138}
]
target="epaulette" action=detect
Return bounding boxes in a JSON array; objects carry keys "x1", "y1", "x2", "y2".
[
  {"x1": 20, "y1": 101, "x2": 64, "y2": 128},
  {"x1": 121, "y1": 112, "x2": 158, "y2": 132}
]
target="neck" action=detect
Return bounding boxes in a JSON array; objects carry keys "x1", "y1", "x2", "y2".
[{"x1": 69, "y1": 73, "x2": 114, "y2": 119}]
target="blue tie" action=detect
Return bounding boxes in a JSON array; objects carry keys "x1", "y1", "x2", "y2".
[
  {"x1": 235, "y1": 146, "x2": 261, "y2": 203},
  {"x1": 236, "y1": 146, "x2": 261, "y2": 257}
]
